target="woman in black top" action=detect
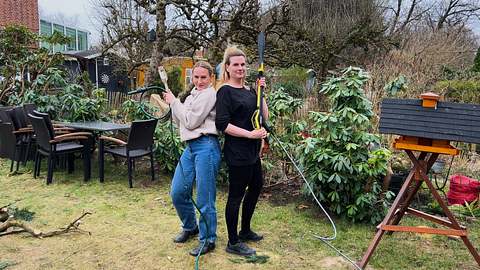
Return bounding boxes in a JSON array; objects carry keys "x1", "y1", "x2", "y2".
[{"x1": 215, "y1": 46, "x2": 268, "y2": 256}]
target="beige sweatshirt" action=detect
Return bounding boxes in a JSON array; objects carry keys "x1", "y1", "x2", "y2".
[{"x1": 170, "y1": 86, "x2": 218, "y2": 142}]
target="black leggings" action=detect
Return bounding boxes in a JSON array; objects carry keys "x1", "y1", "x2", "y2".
[{"x1": 225, "y1": 159, "x2": 263, "y2": 244}]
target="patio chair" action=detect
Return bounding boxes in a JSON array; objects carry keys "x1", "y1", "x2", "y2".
[
  {"x1": 30, "y1": 110, "x2": 79, "y2": 178},
  {"x1": 31, "y1": 110, "x2": 74, "y2": 135},
  {"x1": 28, "y1": 114, "x2": 93, "y2": 185},
  {"x1": 6, "y1": 107, "x2": 35, "y2": 169},
  {"x1": 99, "y1": 119, "x2": 158, "y2": 188},
  {"x1": 0, "y1": 122, "x2": 22, "y2": 170},
  {"x1": 0, "y1": 106, "x2": 12, "y2": 123},
  {"x1": 23, "y1": 103, "x2": 36, "y2": 125}
]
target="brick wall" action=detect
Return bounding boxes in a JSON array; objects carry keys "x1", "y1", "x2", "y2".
[{"x1": 0, "y1": 0, "x2": 39, "y2": 32}]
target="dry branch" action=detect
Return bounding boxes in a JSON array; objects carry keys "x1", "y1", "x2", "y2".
[{"x1": 0, "y1": 211, "x2": 92, "y2": 238}]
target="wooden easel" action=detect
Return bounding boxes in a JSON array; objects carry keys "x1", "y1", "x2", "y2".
[{"x1": 359, "y1": 135, "x2": 480, "y2": 268}]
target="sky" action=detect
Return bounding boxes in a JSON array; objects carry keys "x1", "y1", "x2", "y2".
[
  {"x1": 38, "y1": 0, "x2": 100, "y2": 44},
  {"x1": 39, "y1": 0, "x2": 480, "y2": 48}
]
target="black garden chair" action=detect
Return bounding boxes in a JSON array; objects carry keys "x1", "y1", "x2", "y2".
[
  {"x1": 99, "y1": 119, "x2": 158, "y2": 188},
  {"x1": 28, "y1": 114, "x2": 92, "y2": 185},
  {"x1": 0, "y1": 122, "x2": 23, "y2": 171},
  {"x1": 0, "y1": 106, "x2": 12, "y2": 123},
  {"x1": 5, "y1": 107, "x2": 35, "y2": 169}
]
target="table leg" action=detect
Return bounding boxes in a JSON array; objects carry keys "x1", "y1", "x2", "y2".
[{"x1": 99, "y1": 138, "x2": 104, "y2": 183}]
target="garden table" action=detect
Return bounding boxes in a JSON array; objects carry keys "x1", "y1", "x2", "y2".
[{"x1": 61, "y1": 121, "x2": 130, "y2": 182}]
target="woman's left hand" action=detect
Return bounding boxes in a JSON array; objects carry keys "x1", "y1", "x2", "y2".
[
  {"x1": 258, "y1": 77, "x2": 266, "y2": 88},
  {"x1": 162, "y1": 89, "x2": 176, "y2": 104}
]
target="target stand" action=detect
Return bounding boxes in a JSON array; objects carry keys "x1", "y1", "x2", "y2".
[{"x1": 359, "y1": 93, "x2": 480, "y2": 268}]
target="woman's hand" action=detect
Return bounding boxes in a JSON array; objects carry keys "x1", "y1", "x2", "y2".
[
  {"x1": 249, "y1": 127, "x2": 267, "y2": 139},
  {"x1": 258, "y1": 77, "x2": 266, "y2": 88},
  {"x1": 162, "y1": 89, "x2": 176, "y2": 105}
]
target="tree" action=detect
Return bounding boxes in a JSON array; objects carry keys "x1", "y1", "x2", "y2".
[
  {"x1": 93, "y1": 0, "x2": 153, "y2": 82},
  {"x1": 96, "y1": 0, "x2": 280, "y2": 85},
  {"x1": 430, "y1": 0, "x2": 480, "y2": 30},
  {"x1": 472, "y1": 46, "x2": 480, "y2": 72},
  {"x1": 0, "y1": 25, "x2": 66, "y2": 104},
  {"x1": 267, "y1": 0, "x2": 389, "y2": 77}
]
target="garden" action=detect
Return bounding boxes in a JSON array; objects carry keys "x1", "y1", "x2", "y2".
[{"x1": 2, "y1": 1, "x2": 480, "y2": 269}]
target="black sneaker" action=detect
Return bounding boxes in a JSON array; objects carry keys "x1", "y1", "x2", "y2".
[
  {"x1": 173, "y1": 227, "x2": 199, "y2": 243},
  {"x1": 238, "y1": 230, "x2": 264, "y2": 242},
  {"x1": 189, "y1": 242, "x2": 215, "y2": 256},
  {"x1": 226, "y1": 241, "x2": 256, "y2": 256}
]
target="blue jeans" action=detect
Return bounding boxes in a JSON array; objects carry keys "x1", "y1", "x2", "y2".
[{"x1": 171, "y1": 135, "x2": 221, "y2": 244}]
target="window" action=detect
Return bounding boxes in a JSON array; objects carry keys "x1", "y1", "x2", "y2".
[
  {"x1": 77, "y1": 31, "x2": 88, "y2": 51},
  {"x1": 39, "y1": 20, "x2": 52, "y2": 51},
  {"x1": 103, "y1": 57, "x2": 109, "y2": 66},
  {"x1": 185, "y1": 68, "x2": 192, "y2": 87},
  {"x1": 66, "y1": 27, "x2": 77, "y2": 51},
  {"x1": 52, "y1": 24, "x2": 65, "y2": 52}
]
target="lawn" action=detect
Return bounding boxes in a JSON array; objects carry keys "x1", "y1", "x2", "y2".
[{"x1": 1, "y1": 157, "x2": 479, "y2": 270}]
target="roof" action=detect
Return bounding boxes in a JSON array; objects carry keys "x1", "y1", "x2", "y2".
[
  {"x1": 62, "y1": 49, "x2": 102, "y2": 60},
  {"x1": 379, "y1": 98, "x2": 480, "y2": 144}
]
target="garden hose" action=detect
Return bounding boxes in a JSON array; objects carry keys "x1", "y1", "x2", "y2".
[
  {"x1": 169, "y1": 109, "x2": 210, "y2": 270},
  {"x1": 127, "y1": 85, "x2": 172, "y2": 122},
  {"x1": 265, "y1": 126, "x2": 362, "y2": 270}
]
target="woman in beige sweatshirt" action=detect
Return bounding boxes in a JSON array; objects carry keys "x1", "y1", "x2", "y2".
[{"x1": 163, "y1": 61, "x2": 220, "y2": 256}]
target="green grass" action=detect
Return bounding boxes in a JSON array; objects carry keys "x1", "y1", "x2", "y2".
[{"x1": 1, "y1": 157, "x2": 479, "y2": 270}]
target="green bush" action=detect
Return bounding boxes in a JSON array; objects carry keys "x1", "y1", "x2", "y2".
[
  {"x1": 152, "y1": 66, "x2": 183, "y2": 96},
  {"x1": 298, "y1": 67, "x2": 392, "y2": 223},
  {"x1": 472, "y1": 47, "x2": 480, "y2": 73},
  {"x1": 121, "y1": 99, "x2": 158, "y2": 122},
  {"x1": 436, "y1": 80, "x2": 480, "y2": 104},
  {"x1": 154, "y1": 121, "x2": 184, "y2": 174},
  {"x1": 59, "y1": 85, "x2": 108, "y2": 122},
  {"x1": 7, "y1": 67, "x2": 108, "y2": 122},
  {"x1": 274, "y1": 81, "x2": 304, "y2": 99},
  {"x1": 0, "y1": 25, "x2": 65, "y2": 104},
  {"x1": 264, "y1": 88, "x2": 305, "y2": 180},
  {"x1": 274, "y1": 66, "x2": 309, "y2": 98},
  {"x1": 267, "y1": 87, "x2": 303, "y2": 127}
]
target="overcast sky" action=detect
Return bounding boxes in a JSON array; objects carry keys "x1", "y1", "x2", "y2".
[
  {"x1": 38, "y1": 0, "x2": 100, "y2": 44},
  {"x1": 39, "y1": 0, "x2": 480, "y2": 47}
]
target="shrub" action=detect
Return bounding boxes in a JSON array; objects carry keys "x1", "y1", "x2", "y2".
[
  {"x1": 274, "y1": 66, "x2": 309, "y2": 98},
  {"x1": 267, "y1": 87, "x2": 303, "y2": 127},
  {"x1": 121, "y1": 98, "x2": 158, "y2": 122},
  {"x1": 298, "y1": 67, "x2": 392, "y2": 223},
  {"x1": 473, "y1": 47, "x2": 480, "y2": 73},
  {"x1": 154, "y1": 121, "x2": 184, "y2": 174},
  {"x1": 59, "y1": 84, "x2": 108, "y2": 122},
  {"x1": 151, "y1": 66, "x2": 183, "y2": 96},
  {"x1": 436, "y1": 79, "x2": 480, "y2": 104},
  {"x1": 7, "y1": 67, "x2": 108, "y2": 122}
]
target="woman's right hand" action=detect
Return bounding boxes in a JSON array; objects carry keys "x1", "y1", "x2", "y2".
[
  {"x1": 162, "y1": 89, "x2": 176, "y2": 105},
  {"x1": 249, "y1": 128, "x2": 267, "y2": 139}
]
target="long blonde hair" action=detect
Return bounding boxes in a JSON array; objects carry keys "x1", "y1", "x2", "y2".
[{"x1": 219, "y1": 46, "x2": 247, "y2": 86}]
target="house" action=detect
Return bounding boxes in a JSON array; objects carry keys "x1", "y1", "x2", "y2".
[
  {"x1": 63, "y1": 49, "x2": 129, "y2": 93},
  {"x1": 39, "y1": 19, "x2": 90, "y2": 53},
  {"x1": 0, "y1": 0, "x2": 90, "y2": 52},
  {"x1": 135, "y1": 57, "x2": 195, "y2": 91},
  {"x1": 0, "y1": 0, "x2": 39, "y2": 33}
]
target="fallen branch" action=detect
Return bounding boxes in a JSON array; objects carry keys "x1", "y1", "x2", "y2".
[{"x1": 0, "y1": 211, "x2": 92, "y2": 238}]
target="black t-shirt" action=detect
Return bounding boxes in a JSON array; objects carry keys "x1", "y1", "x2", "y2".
[{"x1": 215, "y1": 84, "x2": 261, "y2": 166}]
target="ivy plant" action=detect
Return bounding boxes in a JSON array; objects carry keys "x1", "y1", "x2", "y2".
[{"x1": 299, "y1": 67, "x2": 392, "y2": 223}]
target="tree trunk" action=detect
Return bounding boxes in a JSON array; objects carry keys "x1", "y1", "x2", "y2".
[{"x1": 145, "y1": 0, "x2": 167, "y2": 85}]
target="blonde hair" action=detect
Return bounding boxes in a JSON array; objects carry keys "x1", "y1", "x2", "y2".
[
  {"x1": 220, "y1": 46, "x2": 247, "y2": 85},
  {"x1": 193, "y1": 60, "x2": 214, "y2": 76}
]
